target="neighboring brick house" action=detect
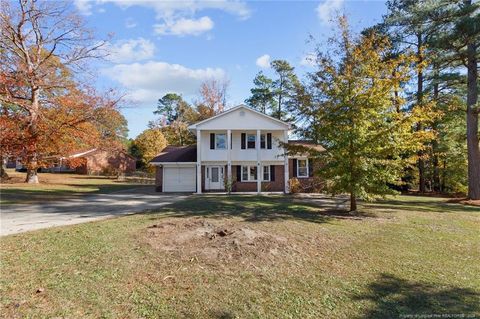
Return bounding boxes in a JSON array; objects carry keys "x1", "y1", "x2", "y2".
[
  {"x1": 70, "y1": 149, "x2": 136, "y2": 175},
  {"x1": 150, "y1": 105, "x2": 324, "y2": 193}
]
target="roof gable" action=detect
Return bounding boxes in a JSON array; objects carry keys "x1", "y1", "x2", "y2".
[{"x1": 188, "y1": 105, "x2": 290, "y2": 131}]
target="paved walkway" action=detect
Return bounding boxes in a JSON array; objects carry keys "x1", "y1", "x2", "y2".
[{"x1": 0, "y1": 187, "x2": 188, "y2": 236}]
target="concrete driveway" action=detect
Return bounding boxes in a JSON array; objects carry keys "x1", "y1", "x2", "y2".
[{"x1": 0, "y1": 187, "x2": 188, "y2": 236}]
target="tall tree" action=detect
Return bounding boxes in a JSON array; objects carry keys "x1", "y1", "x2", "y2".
[
  {"x1": 0, "y1": 0, "x2": 107, "y2": 183},
  {"x1": 270, "y1": 59, "x2": 302, "y2": 121},
  {"x1": 196, "y1": 78, "x2": 229, "y2": 120},
  {"x1": 427, "y1": 0, "x2": 480, "y2": 199},
  {"x1": 150, "y1": 93, "x2": 197, "y2": 146},
  {"x1": 384, "y1": 0, "x2": 439, "y2": 193},
  {"x1": 301, "y1": 17, "x2": 433, "y2": 211},
  {"x1": 245, "y1": 71, "x2": 275, "y2": 114}
]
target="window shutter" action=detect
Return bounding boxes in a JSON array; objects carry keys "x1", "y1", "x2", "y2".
[
  {"x1": 270, "y1": 165, "x2": 275, "y2": 181},
  {"x1": 241, "y1": 133, "x2": 246, "y2": 149},
  {"x1": 267, "y1": 133, "x2": 272, "y2": 149},
  {"x1": 210, "y1": 133, "x2": 215, "y2": 149},
  {"x1": 230, "y1": 133, "x2": 233, "y2": 149},
  {"x1": 236, "y1": 166, "x2": 241, "y2": 181},
  {"x1": 292, "y1": 159, "x2": 297, "y2": 177},
  {"x1": 308, "y1": 159, "x2": 314, "y2": 177}
]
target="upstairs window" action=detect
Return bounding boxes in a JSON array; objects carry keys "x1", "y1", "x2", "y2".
[
  {"x1": 247, "y1": 134, "x2": 256, "y2": 149},
  {"x1": 215, "y1": 133, "x2": 226, "y2": 149},
  {"x1": 260, "y1": 134, "x2": 266, "y2": 149}
]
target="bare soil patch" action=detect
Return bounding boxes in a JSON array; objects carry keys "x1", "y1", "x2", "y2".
[{"x1": 143, "y1": 218, "x2": 296, "y2": 264}]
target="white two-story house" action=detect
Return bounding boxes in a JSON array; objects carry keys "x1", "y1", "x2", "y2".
[{"x1": 150, "y1": 105, "x2": 322, "y2": 193}]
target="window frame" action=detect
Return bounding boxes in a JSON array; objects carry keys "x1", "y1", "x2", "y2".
[
  {"x1": 262, "y1": 165, "x2": 270, "y2": 181},
  {"x1": 247, "y1": 134, "x2": 256, "y2": 149},
  {"x1": 240, "y1": 165, "x2": 270, "y2": 182},
  {"x1": 260, "y1": 134, "x2": 266, "y2": 149},
  {"x1": 214, "y1": 133, "x2": 227, "y2": 150},
  {"x1": 297, "y1": 159, "x2": 309, "y2": 178}
]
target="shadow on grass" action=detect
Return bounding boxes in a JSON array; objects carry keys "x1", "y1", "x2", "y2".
[
  {"x1": 144, "y1": 195, "x2": 375, "y2": 224},
  {"x1": 365, "y1": 198, "x2": 480, "y2": 213},
  {"x1": 354, "y1": 273, "x2": 480, "y2": 319}
]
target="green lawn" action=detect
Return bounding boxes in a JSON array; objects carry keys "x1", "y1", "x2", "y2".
[
  {"x1": 0, "y1": 170, "x2": 150, "y2": 205},
  {"x1": 1, "y1": 195, "x2": 479, "y2": 318}
]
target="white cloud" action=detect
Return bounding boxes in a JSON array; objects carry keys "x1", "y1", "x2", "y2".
[
  {"x1": 74, "y1": 0, "x2": 93, "y2": 15},
  {"x1": 125, "y1": 17, "x2": 137, "y2": 29},
  {"x1": 154, "y1": 16, "x2": 214, "y2": 36},
  {"x1": 103, "y1": 61, "x2": 226, "y2": 103},
  {"x1": 98, "y1": 0, "x2": 251, "y2": 20},
  {"x1": 256, "y1": 54, "x2": 271, "y2": 68},
  {"x1": 74, "y1": 1, "x2": 250, "y2": 37},
  {"x1": 300, "y1": 53, "x2": 316, "y2": 67},
  {"x1": 316, "y1": 0, "x2": 344, "y2": 25},
  {"x1": 106, "y1": 38, "x2": 155, "y2": 63}
]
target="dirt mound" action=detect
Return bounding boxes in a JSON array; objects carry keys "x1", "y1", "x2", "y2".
[{"x1": 143, "y1": 218, "x2": 294, "y2": 263}]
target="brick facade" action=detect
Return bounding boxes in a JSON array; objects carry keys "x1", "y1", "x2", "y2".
[
  {"x1": 232, "y1": 165, "x2": 285, "y2": 192},
  {"x1": 75, "y1": 150, "x2": 136, "y2": 175}
]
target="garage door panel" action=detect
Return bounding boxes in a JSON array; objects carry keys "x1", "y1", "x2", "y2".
[{"x1": 164, "y1": 166, "x2": 196, "y2": 192}]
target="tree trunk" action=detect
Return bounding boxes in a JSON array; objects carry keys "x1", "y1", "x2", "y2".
[
  {"x1": 466, "y1": 40, "x2": 480, "y2": 199},
  {"x1": 416, "y1": 33, "x2": 426, "y2": 193},
  {"x1": 0, "y1": 155, "x2": 9, "y2": 180},
  {"x1": 26, "y1": 87, "x2": 40, "y2": 184},
  {"x1": 350, "y1": 192, "x2": 357, "y2": 212},
  {"x1": 432, "y1": 66, "x2": 440, "y2": 192}
]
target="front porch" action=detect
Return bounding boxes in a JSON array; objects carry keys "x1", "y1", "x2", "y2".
[{"x1": 199, "y1": 162, "x2": 288, "y2": 194}]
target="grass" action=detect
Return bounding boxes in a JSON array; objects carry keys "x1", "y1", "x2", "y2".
[
  {"x1": 0, "y1": 169, "x2": 148, "y2": 205},
  {"x1": 0, "y1": 195, "x2": 479, "y2": 318}
]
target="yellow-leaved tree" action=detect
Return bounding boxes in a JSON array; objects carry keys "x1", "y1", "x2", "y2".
[{"x1": 298, "y1": 16, "x2": 438, "y2": 211}]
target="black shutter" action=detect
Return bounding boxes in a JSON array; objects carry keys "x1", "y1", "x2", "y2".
[
  {"x1": 236, "y1": 166, "x2": 242, "y2": 181},
  {"x1": 241, "y1": 133, "x2": 246, "y2": 149},
  {"x1": 210, "y1": 133, "x2": 215, "y2": 149},
  {"x1": 270, "y1": 165, "x2": 275, "y2": 181},
  {"x1": 292, "y1": 159, "x2": 297, "y2": 177},
  {"x1": 230, "y1": 133, "x2": 233, "y2": 149},
  {"x1": 308, "y1": 159, "x2": 314, "y2": 177},
  {"x1": 267, "y1": 133, "x2": 272, "y2": 149}
]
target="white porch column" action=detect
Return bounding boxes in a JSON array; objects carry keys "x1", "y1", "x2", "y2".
[
  {"x1": 256, "y1": 129, "x2": 261, "y2": 194},
  {"x1": 227, "y1": 129, "x2": 232, "y2": 182},
  {"x1": 196, "y1": 129, "x2": 202, "y2": 194},
  {"x1": 284, "y1": 130, "x2": 290, "y2": 194}
]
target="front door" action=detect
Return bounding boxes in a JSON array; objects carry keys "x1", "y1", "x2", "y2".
[{"x1": 206, "y1": 166, "x2": 224, "y2": 190}]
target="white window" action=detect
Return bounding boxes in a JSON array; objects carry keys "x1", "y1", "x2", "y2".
[
  {"x1": 241, "y1": 165, "x2": 258, "y2": 181},
  {"x1": 247, "y1": 134, "x2": 256, "y2": 149},
  {"x1": 241, "y1": 166, "x2": 248, "y2": 181},
  {"x1": 241, "y1": 165, "x2": 270, "y2": 182},
  {"x1": 260, "y1": 134, "x2": 266, "y2": 149},
  {"x1": 215, "y1": 133, "x2": 226, "y2": 149},
  {"x1": 262, "y1": 165, "x2": 270, "y2": 181},
  {"x1": 297, "y1": 159, "x2": 308, "y2": 178},
  {"x1": 249, "y1": 166, "x2": 257, "y2": 180}
]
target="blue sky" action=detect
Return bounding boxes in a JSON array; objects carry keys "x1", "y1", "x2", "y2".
[{"x1": 75, "y1": 0, "x2": 389, "y2": 138}]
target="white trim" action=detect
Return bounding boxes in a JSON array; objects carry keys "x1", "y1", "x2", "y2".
[
  {"x1": 150, "y1": 162, "x2": 196, "y2": 166},
  {"x1": 188, "y1": 105, "x2": 290, "y2": 131}
]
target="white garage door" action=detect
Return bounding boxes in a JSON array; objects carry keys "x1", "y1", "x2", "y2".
[{"x1": 163, "y1": 166, "x2": 196, "y2": 192}]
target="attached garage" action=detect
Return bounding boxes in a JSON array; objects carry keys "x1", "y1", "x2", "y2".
[
  {"x1": 163, "y1": 166, "x2": 196, "y2": 192},
  {"x1": 150, "y1": 145, "x2": 198, "y2": 193}
]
